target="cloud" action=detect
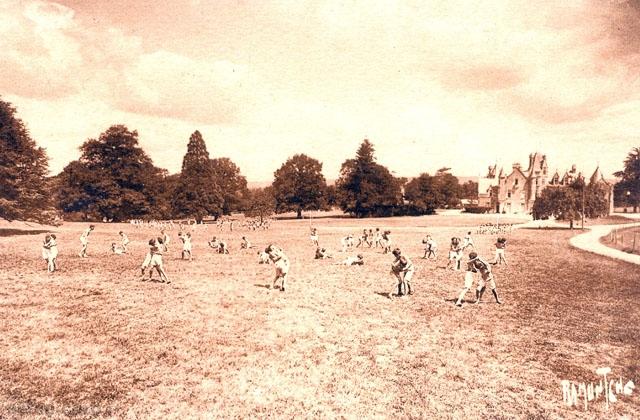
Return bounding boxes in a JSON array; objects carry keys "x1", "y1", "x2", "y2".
[
  {"x1": 0, "y1": 0, "x2": 250, "y2": 124},
  {"x1": 116, "y1": 51, "x2": 249, "y2": 124}
]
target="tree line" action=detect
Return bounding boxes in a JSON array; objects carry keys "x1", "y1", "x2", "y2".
[{"x1": 1, "y1": 98, "x2": 638, "y2": 224}]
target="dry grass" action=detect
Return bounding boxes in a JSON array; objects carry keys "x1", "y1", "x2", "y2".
[
  {"x1": 601, "y1": 226, "x2": 640, "y2": 256},
  {"x1": 0, "y1": 216, "x2": 638, "y2": 419}
]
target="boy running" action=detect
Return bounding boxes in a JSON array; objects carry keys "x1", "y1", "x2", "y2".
[{"x1": 461, "y1": 231, "x2": 475, "y2": 251}]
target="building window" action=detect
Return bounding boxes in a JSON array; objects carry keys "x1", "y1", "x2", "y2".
[
  {"x1": 514, "y1": 179, "x2": 519, "y2": 186},
  {"x1": 507, "y1": 192, "x2": 511, "y2": 198}
]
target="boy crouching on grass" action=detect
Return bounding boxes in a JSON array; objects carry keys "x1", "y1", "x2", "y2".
[
  {"x1": 391, "y1": 248, "x2": 414, "y2": 297},
  {"x1": 315, "y1": 247, "x2": 333, "y2": 259},
  {"x1": 240, "y1": 236, "x2": 251, "y2": 250},
  {"x1": 456, "y1": 252, "x2": 501, "y2": 307},
  {"x1": 258, "y1": 251, "x2": 271, "y2": 264},
  {"x1": 455, "y1": 253, "x2": 478, "y2": 307}
]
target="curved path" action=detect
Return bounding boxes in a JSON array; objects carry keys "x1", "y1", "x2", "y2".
[{"x1": 569, "y1": 221, "x2": 640, "y2": 265}]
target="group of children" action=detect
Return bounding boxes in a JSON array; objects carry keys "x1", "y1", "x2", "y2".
[{"x1": 41, "y1": 222, "x2": 508, "y2": 306}]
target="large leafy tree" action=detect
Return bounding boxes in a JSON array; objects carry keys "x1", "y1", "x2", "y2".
[
  {"x1": 532, "y1": 178, "x2": 609, "y2": 229},
  {"x1": 171, "y1": 131, "x2": 223, "y2": 222},
  {"x1": 403, "y1": 173, "x2": 440, "y2": 215},
  {"x1": 272, "y1": 154, "x2": 327, "y2": 219},
  {"x1": 614, "y1": 146, "x2": 640, "y2": 212},
  {"x1": 57, "y1": 125, "x2": 164, "y2": 221},
  {"x1": 433, "y1": 168, "x2": 462, "y2": 208},
  {"x1": 0, "y1": 99, "x2": 53, "y2": 223},
  {"x1": 460, "y1": 180, "x2": 479, "y2": 201},
  {"x1": 211, "y1": 157, "x2": 248, "y2": 215},
  {"x1": 244, "y1": 187, "x2": 276, "y2": 222},
  {"x1": 336, "y1": 139, "x2": 403, "y2": 217}
]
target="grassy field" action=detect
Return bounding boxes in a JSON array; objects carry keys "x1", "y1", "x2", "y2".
[
  {"x1": 0, "y1": 216, "x2": 639, "y2": 419},
  {"x1": 601, "y1": 226, "x2": 640, "y2": 256}
]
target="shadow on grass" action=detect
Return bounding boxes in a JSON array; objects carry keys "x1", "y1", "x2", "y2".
[
  {"x1": 0, "y1": 229, "x2": 51, "y2": 237},
  {"x1": 273, "y1": 214, "x2": 353, "y2": 221},
  {"x1": 519, "y1": 227, "x2": 576, "y2": 231}
]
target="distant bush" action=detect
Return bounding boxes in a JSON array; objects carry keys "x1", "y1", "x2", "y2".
[{"x1": 464, "y1": 205, "x2": 492, "y2": 214}]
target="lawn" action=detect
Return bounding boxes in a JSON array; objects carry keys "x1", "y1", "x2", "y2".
[
  {"x1": 0, "y1": 216, "x2": 638, "y2": 419},
  {"x1": 601, "y1": 226, "x2": 640, "y2": 256}
]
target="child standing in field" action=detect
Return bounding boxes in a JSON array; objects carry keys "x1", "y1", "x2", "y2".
[
  {"x1": 491, "y1": 237, "x2": 508, "y2": 265},
  {"x1": 161, "y1": 229, "x2": 170, "y2": 252},
  {"x1": 310, "y1": 227, "x2": 319, "y2": 246},
  {"x1": 391, "y1": 248, "x2": 414, "y2": 297},
  {"x1": 446, "y1": 237, "x2": 463, "y2": 270},
  {"x1": 78, "y1": 224, "x2": 95, "y2": 258},
  {"x1": 374, "y1": 228, "x2": 382, "y2": 248},
  {"x1": 42, "y1": 234, "x2": 58, "y2": 272},
  {"x1": 265, "y1": 244, "x2": 290, "y2": 292},
  {"x1": 119, "y1": 231, "x2": 130, "y2": 253},
  {"x1": 42, "y1": 234, "x2": 51, "y2": 269},
  {"x1": 381, "y1": 230, "x2": 392, "y2": 254},
  {"x1": 422, "y1": 235, "x2": 437, "y2": 259},
  {"x1": 179, "y1": 232, "x2": 192, "y2": 261}
]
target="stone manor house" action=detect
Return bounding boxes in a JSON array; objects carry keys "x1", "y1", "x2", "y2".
[{"x1": 477, "y1": 152, "x2": 614, "y2": 215}]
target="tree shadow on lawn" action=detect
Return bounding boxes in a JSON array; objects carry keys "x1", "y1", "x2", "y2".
[
  {"x1": 273, "y1": 214, "x2": 352, "y2": 221},
  {"x1": 520, "y1": 226, "x2": 576, "y2": 231},
  {"x1": 0, "y1": 229, "x2": 51, "y2": 237}
]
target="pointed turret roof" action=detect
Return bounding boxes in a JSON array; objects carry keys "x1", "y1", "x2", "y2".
[{"x1": 590, "y1": 166, "x2": 609, "y2": 185}]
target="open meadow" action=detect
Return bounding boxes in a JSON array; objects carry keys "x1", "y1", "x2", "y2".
[{"x1": 0, "y1": 215, "x2": 639, "y2": 419}]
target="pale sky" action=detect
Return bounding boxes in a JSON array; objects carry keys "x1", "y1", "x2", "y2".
[{"x1": 2, "y1": 0, "x2": 639, "y2": 182}]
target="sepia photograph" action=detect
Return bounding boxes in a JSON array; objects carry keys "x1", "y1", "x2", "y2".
[{"x1": 0, "y1": 0, "x2": 639, "y2": 418}]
